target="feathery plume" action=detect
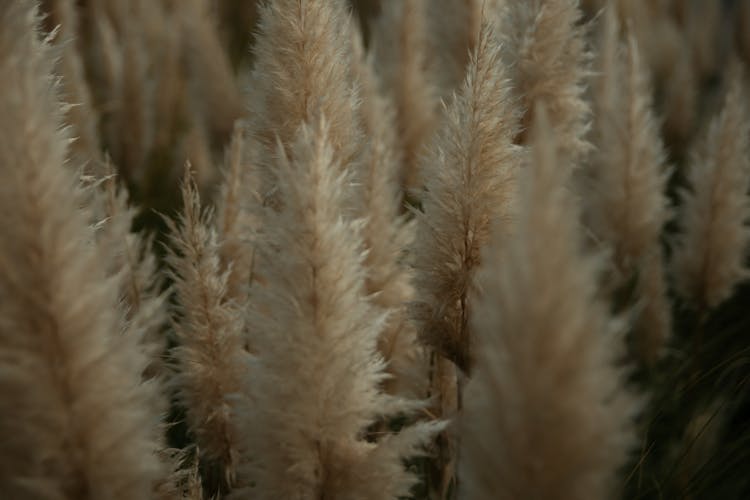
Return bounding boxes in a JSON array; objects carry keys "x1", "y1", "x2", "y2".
[
  {"x1": 588, "y1": 16, "x2": 672, "y2": 364},
  {"x1": 410, "y1": 22, "x2": 521, "y2": 498},
  {"x1": 0, "y1": 2, "x2": 162, "y2": 497},
  {"x1": 43, "y1": 0, "x2": 102, "y2": 170},
  {"x1": 155, "y1": 448, "x2": 205, "y2": 500},
  {"x1": 672, "y1": 68, "x2": 750, "y2": 310},
  {"x1": 165, "y1": 169, "x2": 245, "y2": 497},
  {"x1": 351, "y1": 31, "x2": 424, "y2": 397},
  {"x1": 461, "y1": 107, "x2": 636, "y2": 500},
  {"x1": 214, "y1": 125, "x2": 259, "y2": 306},
  {"x1": 372, "y1": 0, "x2": 437, "y2": 194},
  {"x1": 93, "y1": 165, "x2": 169, "y2": 377},
  {"x1": 248, "y1": 0, "x2": 361, "y2": 208},
  {"x1": 412, "y1": 21, "x2": 520, "y2": 376},
  {"x1": 497, "y1": 0, "x2": 591, "y2": 162},
  {"x1": 234, "y1": 119, "x2": 439, "y2": 499}
]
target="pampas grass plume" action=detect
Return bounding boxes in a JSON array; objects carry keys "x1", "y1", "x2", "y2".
[
  {"x1": 233, "y1": 118, "x2": 439, "y2": 499},
  {"x1": 461, "y1": 107, "x2": 636, "y2": 500},
  {"x1": 214, "y1": 125, "x2": 259, "y2": 306},
  {"x1": 411, "y1": 20, "x2": 521, "y2": 497},
  {"x1": 351, "y1": 30, "x2": 424, "y2": 397},
  {"x1": 589, "y1": 9, "x2": 672, "y2": 363},
  {"x1": 0, "y1": 2, "x2": 162, "y2": 497},
  {"x1": 498, "y1": 0, "x2": 591, "y2": 162},
  {"x1": 93, "y1": 164, "x2": 169, "y2": 376},
  {"x1": 165, "y1": 168, "x2": 245, "y2": 496},
  {"x1": 413, "y1": 21, "x2": 520, "y2": 375},
  {"x1": 248, "y1": 0, "x2": 361, "y2": 208},
  {"x1": 673, "y1": 67, "x2": 750, "y2": 310}
]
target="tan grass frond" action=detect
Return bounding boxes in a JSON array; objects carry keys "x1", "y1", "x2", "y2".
[
  {"x1": 672, "y1": 67, "x2": 750, "y2": 310},
  {"x1": 234, "y1": 118, "x2": 439, "y2": 498},
  {"x1": 248, "y1": 0, "x2": 361, "y2": 208},
  {"x1": 92, "y1": 163, "x2": 170, "y2": 380},
  {"x1": 0, "y1": 2, "x2": 162, "y2": 497},
  {"x1": 214, "y1": 125, "x2": 259, "y2": 307},
  {"x1": 351, "y1": 30, "x2": 425, "y2": 397},
  {"x1": 372, "y1": 0, "x2": 437, "y2": 193},
  {"x1": 155, "y1": 447, "x2": 205, "y2": 500},
  {"x1": 165, "y1": 168, "x2": 245, "y2": 496},
  {"x1": 497, "y1": 0, "x2": 591, "y2": 163},
  {"x1": 588, "y1": 19, "x2": 672, "y2": 363},
  {"x1": 410, "y1": 21, "x2": 521, "y2": 498},
  {"x1": 461, "y1": 106, "x2": 637, "y2": 500},
  {"x1": 412, "y1": 21, "x2": 521, "y2": 376}
]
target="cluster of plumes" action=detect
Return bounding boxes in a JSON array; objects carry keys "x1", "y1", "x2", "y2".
[
  {"x1": 2, "y1": 0, "x2": 750, "y2": 499},
  {"x1": 40, "y1": 0, "x2": 244, "y2": 221}
]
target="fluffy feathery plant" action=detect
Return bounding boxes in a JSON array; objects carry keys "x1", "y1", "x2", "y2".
[
  {"x1": 248, "y1": 0, "x2": 362, "y2": 210},
  {"x1": 672, "y1": 68, "x2": 750, "y2": 313},
  {"x1": 411, "y1": 20, "x2": 522, "y2": 498},
  {"x1": 232, "y1": 119, "x2": 441, "y2": 498},
  {"x1": 0, "y1": 2, "x2": 163, "y2": 497},
  {"x1": 93, "y1": 163, "x2": 170, "y2": 379},
  {"x1": 213, "y1": 126, "x2": 258, "y2": 307},
  {"x1": 165, "y1": 169, "x2": 245, "y2": 498},
  {"x1": 497, "y1": 0, "x2": 592, "y2": 162},
  {"x1": 351, "y1": 30, "x2": 424, "y2": 398},
  {"x1": 3, "y1": 0, "x2": 750, "y2": 499},
  {"x1": 460, "y1": 106, "x2": 636, "y2": 500},
  {"x1": 587, "y1": 6, "x2": 672, "y2": 366}
]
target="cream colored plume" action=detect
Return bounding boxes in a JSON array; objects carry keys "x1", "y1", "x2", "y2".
[
  {"x1": 165, "y1": 170, "x2": 246, "y2": 497},
  {"x1": 497, "y1": 0, "x2": 591, "y2": 163},
  {"x1": 248, "y1": 0, "x2": 361, "y2": 209},
  {"x1": 410, "y1": 21, "x2": 521, "y2": 498},
  {"x1": 0, "y1": 2, "x2": 162, "y2": 497},
  {"x1": 233, "y1": 119, "x2": 441, "y2": 499},
  {"x1": 351, "y1": 31, "x2": 425, "y2": 398},
  {"x1": 461, "y1": 107, "x2": 636, "y2": 500},
  {"x1": 673, "y1": 69, "x2": 750, "y2": 310},
  {"x1": 588, "y1": 6, "x2": 672, "y2": 364},
  {"x1": 412, "y1": 21, "x2": 521, "y2": 376}
]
